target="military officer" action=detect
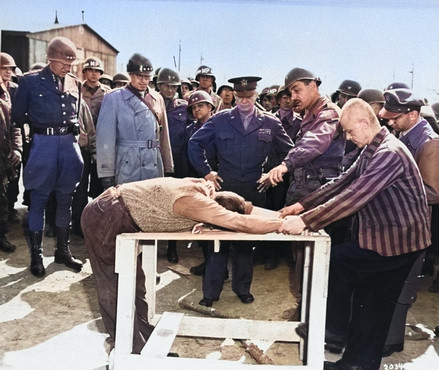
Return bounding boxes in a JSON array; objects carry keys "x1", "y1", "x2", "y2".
[
  {"x1": 11, "y1": 36, "x2": 84, "y2": 277},
  {"x1": 188, "y1": 76, "x2": 294, "y2": 306},
  {"x1": 194, "y1": 65, "x2": 222, "y2": 113},
  {"x1": 96, "y1": 53, "x2": 173, "y2": 188},
  {"x1": 70, "y1": 56, "x2": 110, "y2": 236}
]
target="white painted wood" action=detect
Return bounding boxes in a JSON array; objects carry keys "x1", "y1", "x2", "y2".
[
  {"x1": 140, "y1": 312, "x2": 184, "y2": 357},
  {"x1": 114, "y1": 236, "x2": 139, "y2": 358},
  {"x1": 113, "y1": 230, "x2": 331, "y2": 370}
]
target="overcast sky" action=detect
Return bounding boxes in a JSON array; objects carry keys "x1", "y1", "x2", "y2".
[{"x1": 1, "y1": 0, "x2": 439, "y2": 102}]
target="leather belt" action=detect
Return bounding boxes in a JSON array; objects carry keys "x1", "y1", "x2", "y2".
[{"x1": 33, "y1": 125, "x2": 75, "y2": 136}]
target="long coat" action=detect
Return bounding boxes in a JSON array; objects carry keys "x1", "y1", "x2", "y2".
[{"x1": 96, "y1": 86, "x2": 173, "y2": 185}]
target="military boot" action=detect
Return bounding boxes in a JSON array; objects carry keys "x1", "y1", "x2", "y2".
[
  {"x1": 54, "y1": 227, "x2": 83, "y2": 272},
  {"x1": 0, "y1": 223, "x2": 16, "y2": 253},
  {"x1": 29, "y1": 231, "x2": 45, "y2": 277}
]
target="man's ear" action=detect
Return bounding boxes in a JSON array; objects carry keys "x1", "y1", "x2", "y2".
[{"x1": 359, "y1": 118, "x2": 369, "y2": 128}]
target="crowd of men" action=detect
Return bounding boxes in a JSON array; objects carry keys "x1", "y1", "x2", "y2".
[{"x1": 1, "y1": 35, "x2": 439, "y2": 370}]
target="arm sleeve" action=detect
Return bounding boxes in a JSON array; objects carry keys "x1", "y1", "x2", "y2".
[
  {"x1": 96, "y1": 93, "x2": 117, "y2": 178},
  {"x1": 284, "y1": 109, "x2": 340, "y2": 170},
  {"x1": 173, "y1": 194, "x2": 283, "y2": 234},
  {"x1": 187, "y1": 120, "x2": 216, "y2": 177},
  {"x1": 417, "y1": 138, "x2": 439, "y2": 204},
  {"x1": 301, "y1": 149, "x2": 405, "y2": 231},
  {"x1": 155, "y1": 96, "x2": 174, "y2": 173}
]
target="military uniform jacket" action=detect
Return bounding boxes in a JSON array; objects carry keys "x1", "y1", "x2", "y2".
[
  {"x1": 11, "y1": 66, "x2": 80, "y2": 130},
  {"x1": 96, "y1": 86, "x2": 173, "y2": 184},
  {"x1": 165, "y1": 98, "x2": 188, "y2": 177},
  {"x1": 81, "y1": 82, "x2": 111, "y2": 125},
  {"x1": 10, "y1": 65, "x2": 83, "y2": 192},
  {"x1": 145, "y1": 88, "x2": 173, "y2": 174},
  {"x1": 188, "y1": 106, "x2": 294, "y2": 183},
  {"x1": 283, "y1": 95, "x2": 345, "y2": 179},
  {"x1": 399, "y1": 119, "x2": 439, "y2": 204}
]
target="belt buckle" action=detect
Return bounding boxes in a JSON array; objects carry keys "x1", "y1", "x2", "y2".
[
  {"x1": 59, "y1": 127, "x2": 67, "y2": 134},
  {"x1": 47, "y1": 127, "x2": 54, "y2": 135}
]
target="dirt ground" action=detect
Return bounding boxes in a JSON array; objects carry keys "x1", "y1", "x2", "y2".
[{"x1": 1, "y1": 206, "x2": 439, "y2": 370}]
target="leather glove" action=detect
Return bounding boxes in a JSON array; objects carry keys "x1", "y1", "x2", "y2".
[{"x1": 101, "y1": 176, "x2": 115, "y2": 190}]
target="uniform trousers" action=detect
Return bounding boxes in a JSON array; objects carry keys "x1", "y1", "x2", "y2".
[
  {"x1": 385, "y1": 250, "x2": 426, "y2": 346},
  {"x1": 202, "y1": 178, "x2": 265, "y2": 300},
  {"x1": 24, "y1": 134, "x2": 83, "y2": 231},
  {"x1": 81, "y1": 187, "x2": 154, "y2": 354},
  {"x1": 326, "y1": 240, "x2": 422, "y2": 370}
]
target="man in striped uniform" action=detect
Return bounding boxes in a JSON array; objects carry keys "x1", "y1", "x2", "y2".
[{"x1": 278, "y1": 98, "x2": 430, "y2": 370}]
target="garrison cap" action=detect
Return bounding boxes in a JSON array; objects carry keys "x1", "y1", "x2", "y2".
[
  {"x1": 337, "y1": 80, "x2": 361, "y2": 97},
  {"x1": 379, "y1": 88, "x2": 424, "y2": 119},
  {"x1": 228, "y1": 76, "x2": 261, "y2": 97}
]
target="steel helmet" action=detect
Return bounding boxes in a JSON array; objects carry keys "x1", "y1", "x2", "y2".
[
  {"x1": 268, "y1": 85, "x2": 280, "y2": 96},
  {"x1": 112, "y1": 72, "x2": 130, "y2": 83},
  {"x1": 47, "y1": 36, "x2": 77, "y2": 64},
  {"x1": 195, "y1": 65, "x2": 216, "y2": 82},
  {"x1": 181, "y1": 78, "x2": 194, "y2": 91},
  {"x1": 187, "y1": 90, "x2": 215, "y2": 111},
  {"x1": 82, "y1": 56, "x2": 104, "y2": 74},
  {"x1": 284, "y1": 68, "x2": 321, "y2": 88},
  {"x1": 157, "y1": 68, "x2": 181, "y2": 85},
  {"x1": 0, "y1": 52, "x2": 17, "y2": 69},
  {"x1": 29, "y1": 62, "x2": 46, "y2": 71},
  {"x1": 337, "y1": 80, "x2": 361, "y2": 97},
  {"x1": 357, "y1": 89, "x2": 385, "y2": 104},
  {"x1": 127, "y1": 53, "x2": 153, "y2": 74}
]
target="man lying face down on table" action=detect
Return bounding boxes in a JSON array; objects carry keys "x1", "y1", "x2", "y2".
[{"x1": 81, "y1": 177, "x2": 285, "y2": 354}]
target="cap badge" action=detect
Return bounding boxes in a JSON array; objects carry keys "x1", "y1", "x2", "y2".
[{"x1": 240, "y1": 79, "x2": 248, "y2": 86}]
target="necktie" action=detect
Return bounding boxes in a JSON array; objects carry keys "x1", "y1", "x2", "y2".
[{"x1": 57, "y1": 77, "x2": 63, "y2": 92}]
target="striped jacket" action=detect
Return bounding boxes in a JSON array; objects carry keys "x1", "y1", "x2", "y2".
[{"x1": 300, "y1": 127, "x2": 430, "y2": 256}]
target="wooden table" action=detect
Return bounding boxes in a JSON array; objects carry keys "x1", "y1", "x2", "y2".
[{"x1": 113, "y1": 230, "x2": 331, "y2": 370}]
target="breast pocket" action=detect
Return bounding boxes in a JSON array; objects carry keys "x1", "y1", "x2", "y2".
[
  {"x1": 256, "y1": 130, "x2": 273, "y2": 158},
  {"x1": 217, "y1": 131, "x2": 234, "y2": 154},
  {"x1": 30, "y1": 90, "x2": 50, "y2": 116}
]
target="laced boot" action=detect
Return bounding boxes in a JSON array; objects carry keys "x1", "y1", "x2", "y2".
[
  {"x1": 29, "y1": 231, "x2": 45, "y2": 277},
  {"x1": 54, "y1": 227, "x2": 83, "y2": 271}
]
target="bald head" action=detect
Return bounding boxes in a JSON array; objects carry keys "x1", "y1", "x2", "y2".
[{"x1": 340, "y1": 98, "x2": 382, "y2": 148}]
